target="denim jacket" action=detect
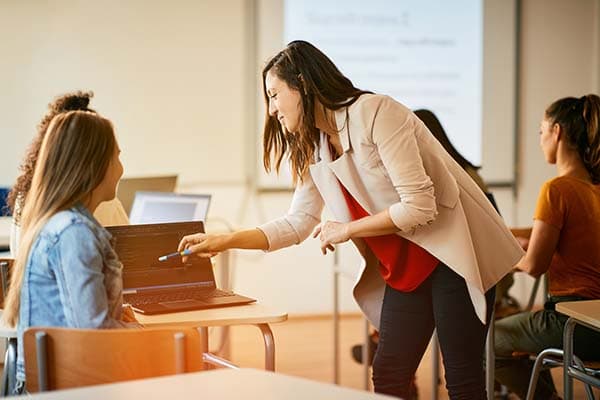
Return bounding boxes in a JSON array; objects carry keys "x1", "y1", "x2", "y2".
[{"x1": 16, "y1": 204, "x2": 126, "y2": 381}]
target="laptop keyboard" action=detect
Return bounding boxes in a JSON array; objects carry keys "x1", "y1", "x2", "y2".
[{"x1": 126, "y1": 288, "x2": 235, "y2": 306}]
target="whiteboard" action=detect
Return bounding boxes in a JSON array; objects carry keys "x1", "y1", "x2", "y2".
[{"x1": 255, "y1": 0, "x2": 517, "y2": 190}]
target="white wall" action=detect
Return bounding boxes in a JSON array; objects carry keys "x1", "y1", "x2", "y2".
[
  {"x1": 0, "y1": 0, "x2": 249, "y2": 187},
  {"x1": 1, "y1": 0, "x2": 599, "y2": 315}
]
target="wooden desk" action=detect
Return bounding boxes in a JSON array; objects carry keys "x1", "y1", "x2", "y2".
[
  {"x1": 556, "y1": 300, "x2": 600, "y2": 400},
  {"x1": 135, "y1": 303, "x2": 287, "y2": 371},
  {"x1": 24, "y1": 368, "x2": 394, "y2": 399}
]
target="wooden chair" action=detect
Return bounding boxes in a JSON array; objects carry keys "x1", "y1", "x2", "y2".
[{"x1": 23, "y1": 326, "x2": 207, "y2": 392}]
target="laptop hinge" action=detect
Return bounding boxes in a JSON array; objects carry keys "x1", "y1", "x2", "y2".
[{"x1": 124, "y1": 282, "x2": 214, "y2": 295}]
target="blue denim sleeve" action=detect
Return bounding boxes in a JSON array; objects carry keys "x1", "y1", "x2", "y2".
[{"x1": 53, "y1": 222, "x2": 124, "y2": 328}]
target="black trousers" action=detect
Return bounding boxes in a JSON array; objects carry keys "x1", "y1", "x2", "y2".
[{"x1": 372, "y1": 263, "x2": 495, "y2": 400}]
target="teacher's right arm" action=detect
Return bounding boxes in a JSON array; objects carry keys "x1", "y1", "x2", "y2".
[{"x1": 178, "y1": 173, "x2": 324, "y2": 259}]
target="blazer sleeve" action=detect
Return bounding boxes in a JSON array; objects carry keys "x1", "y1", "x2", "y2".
[
  {"x1": 257, "y1": 172, "x2": 324, "y2": 251},
  {"x1": 370, "y1": 97, "x2": 438, "y2": 232}
]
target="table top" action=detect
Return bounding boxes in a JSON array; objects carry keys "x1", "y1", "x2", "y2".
[
  {"x1": 135, "y1": 302, "x2": 288, "y2": 328},
  {"x1": 25, "y1": 368, "x2": 394, "y2": 399},
  {"x1": 0, "y1": 303, "x2": 287, "y2": 338},
  {"x1": 556, "y1": 300, "x2": 600, "y2": 329}
]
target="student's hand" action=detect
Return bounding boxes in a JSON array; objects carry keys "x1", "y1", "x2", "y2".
[
  {"x1": 312, "y1": 221, "x2": 351, "y2": 255},
  {"x1": 178, "y1": 233, "x2": 221, "y2": 262},
  {"x1": 121, "y1": 304, "x2": 138, "y2": 323}
]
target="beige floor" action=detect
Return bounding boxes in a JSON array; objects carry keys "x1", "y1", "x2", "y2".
[{"x1": 222, "y1": 314, "x2": 599, "y2": 400}]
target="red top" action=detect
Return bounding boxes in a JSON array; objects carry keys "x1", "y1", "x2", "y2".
[{"x1": 338, "y1": 181, "x2": 438, "y2": 292}]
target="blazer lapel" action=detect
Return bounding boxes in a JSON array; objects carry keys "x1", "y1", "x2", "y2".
[
  {"x1": 329, "y1": 108, "x2": 377, "y2": 216},
  {"x1": 309, "y1": 133, "x2": 352, "y2": 223},
  {"x1": 328, "y1": 154, "x2": 376, "y2": 216}
]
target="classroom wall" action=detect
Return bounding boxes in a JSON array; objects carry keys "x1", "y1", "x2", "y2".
[
  {"x1": 1, "y1": 0, "x2": 599, "y2": 315},
  {"x1": 0, "y1": 0, "x2": 250, "y2": 187}
]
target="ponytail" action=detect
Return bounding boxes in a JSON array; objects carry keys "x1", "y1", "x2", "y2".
[
  {"x1": 545, "y1": 94, "x2": 600, "y2": 183},
  {"x1": 582, "y1": 95, "x2": 600, "y2": 183}
]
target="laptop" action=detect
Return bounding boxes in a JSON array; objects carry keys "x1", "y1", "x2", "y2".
[
  {"x1": 107, "y1": 221, "x2": 256, "y2": 314},
  {"x1": 116, "y1": 175, "x2": 178, "y2": 215},
  {"x1": 129, "y1": 192, "x2": 211, "y2": 225}
]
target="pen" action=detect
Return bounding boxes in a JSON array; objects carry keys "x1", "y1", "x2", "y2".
[{"x1": 158, "y1": 248, "x2": 192, "y2": 262}]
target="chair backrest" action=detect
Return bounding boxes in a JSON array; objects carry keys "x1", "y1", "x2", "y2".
[
  {"x1": 0, "y1": 258, "x2": 14, "y2": 308},
  {"x1": 24, "y1": 326, "x2": 204, "y2": 392}
]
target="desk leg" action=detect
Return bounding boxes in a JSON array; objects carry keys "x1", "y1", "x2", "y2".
[
  {"x1": 257, "y1": 323, "x2": 275, "y2": 371},
  {"x1": 563, "y1": 318, "x2": 576, "y2": 400},
  {"x1": 199, "y1": 327, "x2": 210, "y2": 369}
]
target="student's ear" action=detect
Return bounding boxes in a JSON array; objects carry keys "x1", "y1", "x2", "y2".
[{"x1": 552, "y1": 122, "x2": 562, "y2": 142}]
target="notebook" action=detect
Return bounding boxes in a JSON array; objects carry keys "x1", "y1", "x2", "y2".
[
  {"x1": 116, "y1": 175, "x2": 178, "y2": 215},
  {"x1": 129, "y1": 192, "x2": 211, "y2": 225},
  {"x1": 107, "y1": 221, "x2": 255, "y2": 314}
]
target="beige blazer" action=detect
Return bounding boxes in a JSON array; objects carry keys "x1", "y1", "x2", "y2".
[{"x1": 259, "y1": 94, "x2": 524, "y2": 326}]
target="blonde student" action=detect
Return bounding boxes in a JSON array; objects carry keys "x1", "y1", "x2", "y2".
[
  {"x1": 179, "y1": 41, "x2": 523, "y2": 399},
  {"x1": 3, "y1": 111, "x2": 136, "y2": 392}
]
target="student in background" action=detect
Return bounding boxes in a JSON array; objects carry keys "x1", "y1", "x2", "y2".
[
  {"x1": 7, "y1": 91, "x2": 128, "y2": 256},
  {"x1": 494, "y1": 94, "x2": 600, "y2": 399},
  {"x1": 2, "y1": 111, "x2": 137, "y2": 393},
  {"x1": 179, "y1": 40, "x2": 523, "y2": 399}
]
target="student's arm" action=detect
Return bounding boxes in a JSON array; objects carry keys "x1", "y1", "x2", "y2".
[
  {"x1": 514, "y1": 219, "x2": 559, "y2": 278},
  {"x1": 55, "y1": 223, "x2": 127, "y2": 328}
]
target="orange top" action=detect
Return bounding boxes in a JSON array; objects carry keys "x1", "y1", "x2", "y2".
[{"x1": 534, "y1": 176, "x2": 600, "y2": 299}]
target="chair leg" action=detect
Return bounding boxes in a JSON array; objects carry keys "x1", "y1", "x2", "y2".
[
  {"x1": 526, "y1": 348, "x2": 564, "y2": 400},
  {"x1": 0, "y1": 344, "x2": 9, "y2": 397},
  {"x1": 571, "y1": 355, "x2": 596, "y2": 400},
  {"x1": 0, "y1": 338, "x2": 18, "y2": 397}
]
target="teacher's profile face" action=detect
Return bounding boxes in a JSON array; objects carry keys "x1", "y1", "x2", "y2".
[{"x1": 265, "y1": 69, "x2": 302, "y2": 133}]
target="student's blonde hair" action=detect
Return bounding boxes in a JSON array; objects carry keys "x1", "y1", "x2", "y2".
[{"x1": 3, "y1": 111, "x2": 116, "y2": 327}]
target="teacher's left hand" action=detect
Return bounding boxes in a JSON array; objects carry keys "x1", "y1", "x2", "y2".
[{"x1": 312, "y1": 221, "x2": 351, "y2": 255}]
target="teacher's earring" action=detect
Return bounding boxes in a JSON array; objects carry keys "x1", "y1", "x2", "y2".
[{"x1": 298, "y1": 74, "x2": 308, "y2": 95}]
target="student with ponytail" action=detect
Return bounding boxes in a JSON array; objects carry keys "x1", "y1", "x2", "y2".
[
  {"x1": 3, "y1": 111, "x2": 136, "y2": 392},
  {"x1": 494, "y1": 94, "x2": 600, "y2": 399}
]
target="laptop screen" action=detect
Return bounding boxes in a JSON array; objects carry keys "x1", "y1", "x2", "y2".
[
  {"x1": 129, "y1": 192, "x2": 211, "y2": 225},
  {"x1": 116, "y1": 175, "x2": 178, "y2": 215},
  {"x1": 107, "y1": 222, "x2": 215, "y2": 291}
]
